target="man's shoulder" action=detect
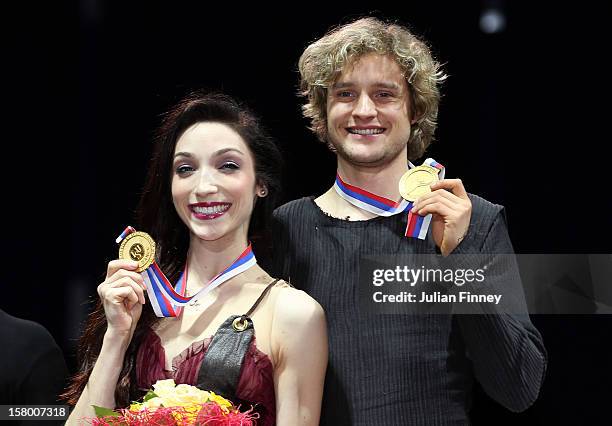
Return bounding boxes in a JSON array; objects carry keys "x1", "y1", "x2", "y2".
[
  {"x1": 273, "y1": 196, "x2": 316, "y2": 221},
  {"x1": 0, "y1": 309, "x2": 59, "y2": 355},
  {"x1": 468, "y1": 193, "x2": 504, "y2": 215},
  {"x1": 467, "y1": 192, "x2": 507, "y2": 233}
]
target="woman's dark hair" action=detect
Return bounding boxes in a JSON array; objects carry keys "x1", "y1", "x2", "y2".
[{"x1": 62, "y1": 92, "x2": 283, "y2": 407}]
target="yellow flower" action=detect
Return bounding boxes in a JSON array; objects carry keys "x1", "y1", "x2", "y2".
[
  {"x1": 140, "y1": 379, "x2": 236, "y2": 424},
  {"x1": 142, "y1": 397, "x2": 163, "y2": 409},
  {"x1": 152, "y1": 379, "x2": 177, "y2": 399},
  {"x1": 128, "y1": 402, "x2": 142, "y2": 411},
  {"x1": 208, "y1": 392, "x2": 232, "y2": 413},
  {"x1": 174, "y1": 384, "x2": 210, "y2": 404},
  {"x1": 171, "y1": 403, "x2": 202, "y2": 425}
]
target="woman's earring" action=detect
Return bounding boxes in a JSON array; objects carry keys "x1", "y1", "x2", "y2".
[{"x1": 259, "y1": 188, "x2": 268, "y2": 197}]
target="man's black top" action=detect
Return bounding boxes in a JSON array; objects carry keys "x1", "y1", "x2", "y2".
[
  {"x1": 268, "y1": 195, "x2": 546, "y2": 425},
  {"x1": 0, "y1": 308, "x2": 68, "y2": 425}
]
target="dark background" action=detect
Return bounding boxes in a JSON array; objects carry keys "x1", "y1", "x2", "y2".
[{"x1": 3, "y1": 1, "x2": 611, "y2": 424}]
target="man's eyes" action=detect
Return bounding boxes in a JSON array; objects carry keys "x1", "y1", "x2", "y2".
[
  {"x1": 334, "y1": 91, "x2": 396, "y2": 99},
  {"x1": 336, "y1": 91, "x2": 355, "y2": 98}
]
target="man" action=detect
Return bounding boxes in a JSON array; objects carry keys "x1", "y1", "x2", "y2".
[
  {"x1": 0, "y1": 308, "x2": 68, "y2": 425},
  {"x1": 269, "y1": 17, "x2": 546, "y2": 424}
]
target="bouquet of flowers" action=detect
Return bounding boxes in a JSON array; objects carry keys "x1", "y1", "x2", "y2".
[{"x1": 90, "y1": 379, "x2": 257, "y2": 425}]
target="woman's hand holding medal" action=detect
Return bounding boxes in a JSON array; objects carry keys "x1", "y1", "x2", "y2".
[
  {"x1": 97, "y1": 259, "x2": 147, "y2": 338},
  {"x1": 410, "y1": 178, "x2": 472, "y2": 256}
]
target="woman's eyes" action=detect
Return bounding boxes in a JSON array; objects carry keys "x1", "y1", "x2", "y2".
[
  {"x1": 176, "y1": 165, "x2": 195, "y2": 175},
  {"x1": 175, "y1": 162, "x2": 239, "y2": 175},
  {"x1": 220, "y1": 161, "x2": 240, "y2": 171}
]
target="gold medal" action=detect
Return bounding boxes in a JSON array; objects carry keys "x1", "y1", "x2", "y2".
[
  {"x1": 118, "y1": 231, "x2": 156, "y2": 272},
  {"x1": 399, "y1": 165, "x2": 440, "y2": 202}
]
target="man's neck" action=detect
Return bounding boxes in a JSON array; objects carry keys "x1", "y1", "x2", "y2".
[
  {"x1": 336, "y1": 156, "x2": 409, "y2": 200},
  {"x1": 315, "y1": 154, "x2": 411, "y2": 221}
]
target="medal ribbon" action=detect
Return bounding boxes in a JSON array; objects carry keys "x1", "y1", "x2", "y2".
[
  {"x1": 333, "y1": 158, "x2": 445, "y2": 240},
  {"x1": 116, "y1": 226, "x2": 257, "y2": 317}
]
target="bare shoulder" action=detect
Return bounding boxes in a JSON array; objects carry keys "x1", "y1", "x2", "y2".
[
  {"x1": 271, "y1": 280, "x2": 325, "y2": 326},
  {"x1": 269, "y1": 281, "x2": 327, "y2": 365}
]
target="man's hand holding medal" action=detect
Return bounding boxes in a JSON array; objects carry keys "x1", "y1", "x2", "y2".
[{"x1": 400, "y1": 165, "x2": 472, "y2": 256}]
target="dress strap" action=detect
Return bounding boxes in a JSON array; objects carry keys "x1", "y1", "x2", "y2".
[
  {"x1": 244, "y1": 278, "x2": 280, "y2": 317},
  {"x1": 196, "y1": 278, "x2": 280, "y2": 400}
]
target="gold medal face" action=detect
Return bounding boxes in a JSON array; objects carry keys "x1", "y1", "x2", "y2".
[
  {"x1": 399, "y1": 165, "x2": 440, "y2": 202},
  {"x1": 118, "y1": 231, "x2": 156, "y2": 272}
]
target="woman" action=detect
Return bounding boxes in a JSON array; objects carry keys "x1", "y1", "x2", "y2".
[{"x1": 63, "y1": 92, "x2": 327, "y2": 425}]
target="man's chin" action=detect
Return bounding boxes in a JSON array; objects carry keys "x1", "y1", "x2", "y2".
[
  {"x1": 329, "y1": 136, "x2": 408, "y2": 168},
  {"x1": 336, "y1": 149, "x2": 389, "y2": 167}
]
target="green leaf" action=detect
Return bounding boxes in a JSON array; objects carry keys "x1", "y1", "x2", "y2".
[
  {"x1": 142, "y1": 390, "x2": 158, "y2": 402},
  {"x1": 92, "y1": 405, "x2": 128, "y2": 425},
  {"x1": 93, "y1": 405, "x2": 118, "y2": 418}
]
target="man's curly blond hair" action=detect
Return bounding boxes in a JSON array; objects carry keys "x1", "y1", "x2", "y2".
[{"x1": 298, "y1": 17, "x2": 447, "y2": 160}]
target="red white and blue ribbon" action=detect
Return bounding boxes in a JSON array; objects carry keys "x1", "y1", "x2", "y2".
[
  {"x1": 115, "y1": 226, "x2": 257, "y2": 317},
  {"x1": 335, "y1": 174, "x2": 410, "y2": 216},
  {"x1": 115, "y1": 226, "x2": 136, "y2": 243},
  {"x1": 333, "y1": 158, "x2": 445, "y2": 240}
]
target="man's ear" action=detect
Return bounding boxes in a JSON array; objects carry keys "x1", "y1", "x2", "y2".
[
  {"x1": 407, "y1": 88, "x2": 421, "y2": 125},
  {"x1": 410, "y1": 103, "x2": 422, "y2": 125}
]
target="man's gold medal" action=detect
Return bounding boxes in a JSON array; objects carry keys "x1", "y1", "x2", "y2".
[
  {"x1": 118, "y1": 231, "x2": 156, "y2": 272},
  {"x1": 399, "y1": 165, "x2": 440, "y2": 202}
]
